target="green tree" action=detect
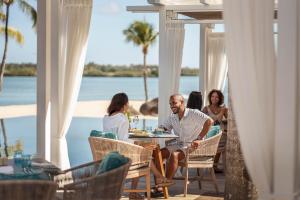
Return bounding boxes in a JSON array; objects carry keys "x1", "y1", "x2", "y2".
[
  {"x1": 123, "y1": 21, "x2": 158, "y2": 101},
  {"x1": 0, "y1": 0, "x2": 36, "y2": 157},
  {"x1": 0, "y1": 0, "x2": 36, "y2": 91}
]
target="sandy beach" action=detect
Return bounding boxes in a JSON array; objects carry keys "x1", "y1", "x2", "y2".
[{"x1": 0, "y1": 100, "x2": 157, "y2": 119}]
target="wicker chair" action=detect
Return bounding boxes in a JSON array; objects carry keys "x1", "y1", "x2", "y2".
[
  {"x1": 89, "y1": 137, "x2": 153, "y2": 200},
  {"x1": 0, "y1": 180, "x2": 57, "y2": 200},
  {"x1": 174, "y1": 133, "x2": 222, "y2": 197},
  {"x1": 54, "y1": 159, "x2": 131, "y2": 200}
]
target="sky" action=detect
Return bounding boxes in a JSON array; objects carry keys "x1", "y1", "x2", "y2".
[{"x1": 0, "y1": 0, "x2": 224, "y2": 68}]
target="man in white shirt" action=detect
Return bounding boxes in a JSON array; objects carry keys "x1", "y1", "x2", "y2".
[{"x1": 160, "y1": 94, "x2": 213, "y2": 180}]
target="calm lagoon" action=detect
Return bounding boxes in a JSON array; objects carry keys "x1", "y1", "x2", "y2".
[{"x1": 1, "y1": 76, "x2": 201, "y2": 166}]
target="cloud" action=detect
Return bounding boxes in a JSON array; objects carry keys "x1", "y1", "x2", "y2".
[{"x1": 99, "y1": 1, "x2": 121, "y2": 14}]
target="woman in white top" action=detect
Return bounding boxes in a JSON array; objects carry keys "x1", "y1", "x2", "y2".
[{"x1": 103, "y1": 93, "x2": 131, "y2": 143}]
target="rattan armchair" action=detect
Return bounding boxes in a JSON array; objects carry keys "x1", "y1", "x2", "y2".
[
  {"x1": 89, "y1": 137, "x2": 153, "y2": 200},
  {"x1": 174, "y1": 133, "x2": 222, "y2": 197},
  {"x1": 54, "y1": 159, "x2": 131, "y2": 200},
  {"x1": 0, "y1": 180, "x2": 57, "y2": 200}
]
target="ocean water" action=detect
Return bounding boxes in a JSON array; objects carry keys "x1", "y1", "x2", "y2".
[
  {"x1": 0, "y1": 76, "x2": 200, "y2": 105},
  {"x1": 0, "y1": 76, "x2": 205, "y2": 166}
]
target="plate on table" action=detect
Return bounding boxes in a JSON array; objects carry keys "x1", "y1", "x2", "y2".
[{"x1": 129, "y1": 129, "x2": 149, "y2": 137}]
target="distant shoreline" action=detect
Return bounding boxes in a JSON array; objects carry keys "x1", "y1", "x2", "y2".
[
  {"x1": 4, "y1": 63, "x2": 199, "y2": 77},
  {"x1": 0, "y1": 100, "x2": 157, "y2": 120}
]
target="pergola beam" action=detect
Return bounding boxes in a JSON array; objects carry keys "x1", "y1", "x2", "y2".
[{"x1": 127, "y1": 5, "x2": 277, "y2": 22}]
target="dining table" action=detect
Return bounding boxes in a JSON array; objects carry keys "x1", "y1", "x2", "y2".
[
  {"x1": 129, "y1": 130, "x2": 179, "y2": 199},
  {"x1": 0, "y1": 157, "x2": 61, "y2": 181}
]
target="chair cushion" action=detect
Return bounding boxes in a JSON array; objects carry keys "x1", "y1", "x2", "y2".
[
  {"x1": 96, "y1": 152, "x2": 129, "y2": 175},
  {"x1": 90, "y1": 130, "x2": 117, "y2": 139},
  {"x1": 205, "y1": 125, "x2": 221, "y2": 139},
  {"x1": 90, "y1": 130, "x2": 103, "y2": 137}
]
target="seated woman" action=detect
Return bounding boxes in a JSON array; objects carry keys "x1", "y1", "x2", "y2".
[
  {"x1": 202, "y1": 89, "x2": 228, "y2": 172},
  {"x1": 202, "y1": 89, "x2": 228, "y2": 130},
  {"x1": 103, "y1": 93, "x2": 172, "y2": 199},
  {"x1": 103, "y1": 93, "x2": 131, "y2": 143}
]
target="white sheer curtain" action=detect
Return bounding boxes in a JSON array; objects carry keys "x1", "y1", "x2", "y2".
[
  {"x1": 223, "y1": 0, "x2": 276, "y2": 198},
  {"x1": 202, "y1": 31, "x2": 228, "y2": 106},
  {"x1": 273, "y1": 0, "x2": 300, "y2": 199},
  {"x1": 158, "y1": 21, "x2": 185, "y2": 124},
  {"x1": 51, "y1": 0, "x2": 92, "y2": 169}
]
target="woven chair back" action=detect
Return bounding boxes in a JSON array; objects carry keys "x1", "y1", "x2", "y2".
[
  {"x1": 89, "y1": 137, "x2": 152, "y2": 166},
  {"x1": 0, "y1": 180, "x2": 57, "y2": 200}
]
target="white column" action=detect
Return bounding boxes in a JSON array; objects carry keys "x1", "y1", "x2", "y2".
[
  {"x1": 158, "y1": 7, "x2": 167, "y2": 125},
  {"x1": 199, "y1": 24, "x2": 213, "y2": 106},
  {"x1": 36, "y1": 0, "x2": 51, "y2": 160},
  {"x1": 50, "y1": 0, "x2": 61, "y2": 167},
  {"x1": 199, "y1": 24, "x2": 206, "y2": 95},
  {"x1": 274, "y1": 0, "x2": 298, "y2": 198}
]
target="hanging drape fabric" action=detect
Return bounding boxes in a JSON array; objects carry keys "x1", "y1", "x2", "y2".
[
  {"x1": 223, "y1": 0, "x2": 276, "y2": 198},
  {"x1": 202, "y1": 31, "x2": 228, "y2": 106},
  {"x1": 158, "y1": 21, "x2": 185, "y2": 124},
  {"x1": 51, "y1": 0, "x2": 92, "y2": 169}
]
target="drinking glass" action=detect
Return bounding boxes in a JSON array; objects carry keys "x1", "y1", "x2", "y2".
[
  {"x1": 21, "y1": 154, "x2": 32, "y2": 168},
  {"x1": 145, "y1": 126, "x2": 152, "y2": 133},
  {"x1": 132, "y1": 115, "x2": 139, "y2": 129}
]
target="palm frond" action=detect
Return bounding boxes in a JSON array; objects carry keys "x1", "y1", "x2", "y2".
[
  {"x1": 0, "y1": 11, "x2": 6, "y2": 22},
  {"x1": 123, "y1": 20, "x2": 158, "y2": 49},
  {"x1": 0, "y1": 26, "x2": 24, "y2": 44},
  {"x1": 17, "y1": 0, "x2": 37, "y2": 27}
]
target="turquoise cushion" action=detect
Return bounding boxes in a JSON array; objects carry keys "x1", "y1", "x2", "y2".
[
  {"x1": 96, "y1": 152, "x2": 129, "y2": 175},
  {"x1": 206, "y1": 125, "x2": 221, "y2": 139},
  {"x1": 90, "y1": 130, "x2": 103, "y2": 137},
  {"x1": 103, "y1": 132, "x2": 118, "y2": 139},
  {"x1": 90, "y1": 130, "x2": 117, "y2": 139}
]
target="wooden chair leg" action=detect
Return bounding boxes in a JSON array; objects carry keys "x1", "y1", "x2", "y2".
[
  {"x1": 145, "y1": 172, "x2": 151, "y2": 200},
  {"x1": 196, "y1": 168, "x2": 202, "y2": 190},
  {"x1": 184, "y1": 168, "x2": 188, "y2": 197},
  {"x1": 209, "y1": 168, "x2": 219, "y2": 194}
]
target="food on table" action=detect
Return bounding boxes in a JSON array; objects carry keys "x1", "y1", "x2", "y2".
[{"x1": 130, "y1": 128, "x2": 149, "y2": 136}]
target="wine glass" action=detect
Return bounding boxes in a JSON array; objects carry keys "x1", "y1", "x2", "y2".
[{"x1": 132, "y1": 115, "x2": 139, "y2": 129}]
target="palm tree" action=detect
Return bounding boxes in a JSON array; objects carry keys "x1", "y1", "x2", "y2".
[
  {"x1": 0, "y1": 0, "x2": 36, "y2": 91},
  {"x1": 123, "y1": 21, "x2": 158, "y2": 101},
  {"x1": 0, "y1": 13, "x2": 24, "y2": 157},
  {"x1": 0, "y1": 0, "x2": 36, "y2": 157}
]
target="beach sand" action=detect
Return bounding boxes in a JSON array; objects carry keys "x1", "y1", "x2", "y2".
[{"x1": 0, "y1": 100, "x2": 157, "y2": 119}]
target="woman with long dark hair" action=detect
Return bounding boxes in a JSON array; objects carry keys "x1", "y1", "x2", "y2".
[{"x1": 103, "y1": 93, "x2": 130, "y2": 142}]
